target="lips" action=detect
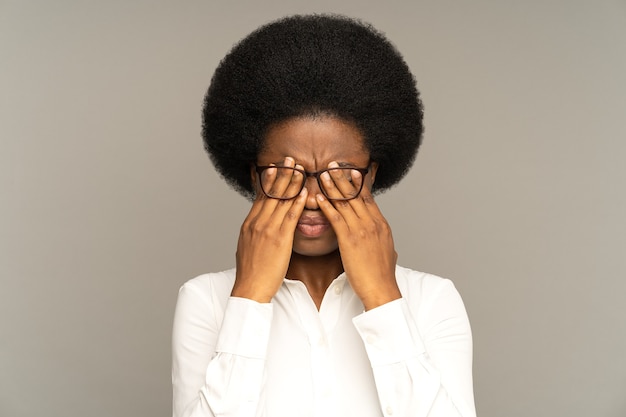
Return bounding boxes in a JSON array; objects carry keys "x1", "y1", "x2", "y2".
[{"x1": 296, "y1": 215, "x2": 331, "y2": 237}]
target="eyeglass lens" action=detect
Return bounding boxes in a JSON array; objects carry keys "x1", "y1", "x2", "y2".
[{"x1": 260, "y1": 167, "x2": 364, "y2": 200}]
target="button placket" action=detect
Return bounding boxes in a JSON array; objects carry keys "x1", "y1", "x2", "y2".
[
  {"x1": 310, "y1": 335, "x2": 337, "y2": 417},
  {"x1": 319, "y1": 277, "x2": 345, "y2": 335},
  {"x1": 284, "y1": 276, "x2": 346, "y2": 417},
  {"x1": 333, "y1": 284, "x2": 342, "y2": 295}
]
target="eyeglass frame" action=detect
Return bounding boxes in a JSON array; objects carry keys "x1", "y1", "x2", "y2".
[{"x1": 254, "y1": 164, "x2": 371, "y2": 201}]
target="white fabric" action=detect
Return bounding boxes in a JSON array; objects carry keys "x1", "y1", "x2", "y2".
[{"x1": 172, "y1": 265, "x2": 475, "y2": 417}]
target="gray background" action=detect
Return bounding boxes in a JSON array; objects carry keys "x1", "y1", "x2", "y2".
[{"x1": 1, "y1": 1, "x2": 625, "y2": 416}]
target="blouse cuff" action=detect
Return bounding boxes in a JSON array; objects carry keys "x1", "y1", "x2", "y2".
[
  {"x1": 352, "y1": 298, "x2": 426, "y2": 367},
  {"x1": 215, "y1": 296, "x2": 274, "y2": 359}
]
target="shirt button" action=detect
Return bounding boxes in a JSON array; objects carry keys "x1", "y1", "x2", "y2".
[
  {"x1": 334, "y1": 285, "x2": 342, "y2": 295},
  {"x1": 385, "y1": 406, "x2": 394, "y2": 415}
]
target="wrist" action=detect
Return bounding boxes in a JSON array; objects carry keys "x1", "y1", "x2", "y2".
[
  {"x1": 231, "y1": 280, "x2": 276, "y2": 304},
  {"x1": 361, "y1": 285, "x2": 402, "y2": 311}
]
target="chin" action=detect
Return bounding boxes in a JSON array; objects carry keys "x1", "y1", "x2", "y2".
[{"x1": 292, "y1": 236, "x2": 339, "y2": 257}]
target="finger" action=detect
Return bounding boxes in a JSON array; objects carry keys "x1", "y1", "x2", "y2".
[
  {"x1": 280, "y1": 187, "x2": 308, "y2": 231},
  {"x1": 255, "y1": 158, "x2": 298, "y2": 219},
  {"x1": 271, "y1": 164, "x2": 305, "y2": 218},
  {"x1": 247, "y1": 164, "x2": 279, "y2": 219},
  {"x1": 326, "y1": 162, "x2": 363, "y2": 200},
  {"x1": 315, "y1": 193, "x2": 350, "y2": 235},
  {"x1": 280, "y1": 163, "x2": 305, "y2": 203},
  {"x1": 243, "y1": 187, "x2": 306, "y2": 246},
  {"x1": 319, "y1": 162, "x2": 350, "y2": 201},
  {"x1": 319, "y1": 168, "x2": 360, "y2": 222},
  {"x1": 341, "y1": 184, "x2": 385, "y2": 226},
  {"x1": 265, "y1": 157, "x2": 299, "y2": 199},
  {"x1": 353, "y1": 184, "x2": 384, "y2": 218},
  {"x1": 326, "y1": 168, "x2": 387, "y2": 228}
]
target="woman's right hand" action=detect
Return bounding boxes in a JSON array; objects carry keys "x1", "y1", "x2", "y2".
[{"x1": 231, "y1": 157, "x2": 307, "y2": 303}]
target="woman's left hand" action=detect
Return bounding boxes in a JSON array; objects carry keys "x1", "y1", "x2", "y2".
[{"x1": 316, "y1": 162, "x2": 402, "y2": 310}]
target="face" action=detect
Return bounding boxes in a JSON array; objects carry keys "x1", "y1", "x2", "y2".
[{"x1": 253, "y1": 116, "x2": 378, "y2": 257}]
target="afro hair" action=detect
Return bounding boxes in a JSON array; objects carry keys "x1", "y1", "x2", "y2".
[{"x1": 202, "y1": 14, "x2": 424, "y2": 199}]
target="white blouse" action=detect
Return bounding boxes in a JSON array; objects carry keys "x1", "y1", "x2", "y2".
[{"x1": 172, "y1": 265, "x2": 475, "y2": 417}]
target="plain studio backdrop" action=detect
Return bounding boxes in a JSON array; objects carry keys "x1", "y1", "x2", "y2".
[{"x1": 1, "y1": 1, "x2": 625, "y2": 416}]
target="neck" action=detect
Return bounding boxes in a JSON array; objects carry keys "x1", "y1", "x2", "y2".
[{"x1": 286, "y1": 250, "x2": 344, "y2": 309}]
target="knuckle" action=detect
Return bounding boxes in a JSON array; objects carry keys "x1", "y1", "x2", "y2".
[
  {"x1": 250, "y1": 221, "x2": 269, "y2": 235},
  {"x1": 241, "y1": 218, "x2": 254, "y2": 232},
  {"x1": 330, "y1": 213, "x2": 342, "y2": 223},
  {"x1": 362, "y1": 195, "x2": 375, "y2": 204},
  {"x1": 366, "y1": 220, "x2": 378, "y2": 233}
]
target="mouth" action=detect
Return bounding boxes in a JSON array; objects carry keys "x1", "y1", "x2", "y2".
[{"x1": 296, "y1": 215, "x2": 331, "y2": 238}]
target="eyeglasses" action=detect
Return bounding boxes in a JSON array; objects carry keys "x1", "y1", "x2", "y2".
[{"x1": 255, "y1": 164, "x2": 370, "y2": 201}]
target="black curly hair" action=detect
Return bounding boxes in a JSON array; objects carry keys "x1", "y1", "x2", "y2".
[{"x1": 202, "y1": 14, "x2": 424, "y2": 200}]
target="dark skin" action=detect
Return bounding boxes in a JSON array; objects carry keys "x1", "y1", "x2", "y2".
[
  {"x1": 287, "y1": 251, "x2": 344, "y2": 307},
  {"x1": 231, "y1": 116, "x2": 402, "y2": 310}
]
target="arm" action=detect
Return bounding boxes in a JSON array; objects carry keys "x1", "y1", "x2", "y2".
[
  {"x1": 172, "y1": 282, "x2": 273, "y2": 417},
  {"x1": 315, "y1": 164, "x2": 475, "y2": 416},
  {"x1": 172, "y1": 157, "x2": 307, "y2": 417},
  {"x1": 352, "y1": 280, "x2": 475, "y2": 417},
  {"x1": 173, "y1": 158, "x2": 306, "y2": 417}
]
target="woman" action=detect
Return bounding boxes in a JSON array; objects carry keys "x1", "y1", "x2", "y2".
[{"x1": 172, "y1": 14, "x2": 475, "y2": 417}]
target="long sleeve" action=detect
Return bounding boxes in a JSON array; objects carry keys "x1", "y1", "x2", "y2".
[
  {"x1": 173, "y1": 269, "x2": 474, "y2": 417},
  {"x1": 172, "y1": 280, "x2": 273, "y2": 417},
  {"x1": 352, "y1": 278, "x2": 475, "y2": 417}
]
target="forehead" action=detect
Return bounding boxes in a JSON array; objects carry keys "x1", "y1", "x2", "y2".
[{"x1": 259, "y1": 116, "x2": 369, "y2": 167}]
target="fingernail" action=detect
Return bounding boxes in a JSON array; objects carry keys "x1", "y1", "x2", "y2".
[
  {"x1": 316, "y1": 194, "x2": 325, "y2": 201},
  {"x1": 328, "y1": 161, "x2": 339, "y2": 168}
]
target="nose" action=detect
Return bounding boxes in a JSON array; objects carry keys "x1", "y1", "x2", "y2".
[{"x1": 303, "y1": 176, "x2": 322, "y2": 209}]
